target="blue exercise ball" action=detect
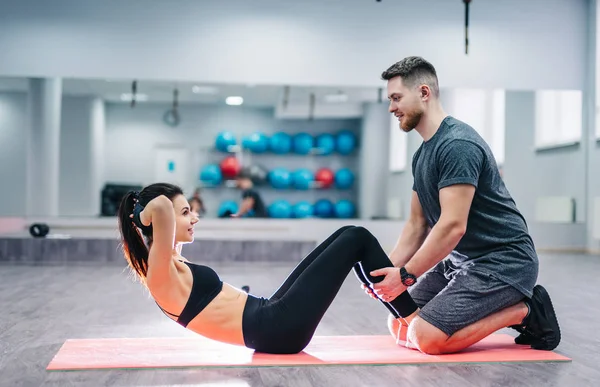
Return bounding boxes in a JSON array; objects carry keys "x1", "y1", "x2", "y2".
[
  {"x1": 315, "y1": 134, "x2": 336, "y2": 155},
  {"x1": 313, "y1": 199, "x2": 335, "y2": 218},
  {"x1": 292, "y1": 201, "x2": 314, "y2": 218},
  {"x1": 335, "y1": 200, "x2": 356, "y2": 218},
  {"x1": 336, "y1": 130, "x2": 357, "y2": 155},
  {"x1": 200, "y1": 164, "x2": 223, "y2": 186},
  {"x1": 268, "y1": 168, "x2": 292, "y2": 189},
  {"x1": 268, "y1": 200, "x2": 292, "y2": 218},
  {"x1": 243, "y1": 132, "x2": 269, "y2": 153},
  {"x1": 291, "y1": 169, "x2": 314, "y2": 190},
  {"x1": 218, "y1": 200, "x2": 239, "y2": 217},
  {"x1": 269, "y1": 132, "x2": 292, "y2": 154},
  {"x1": 335, "y1": 168, "x2": 354, "y2": 189},
  {"x1": 215, "y1": 131, "x2": 237, "y2": 152},
  {"x1": 292, "y1": 133, "x2": 314, "y2": 155}
]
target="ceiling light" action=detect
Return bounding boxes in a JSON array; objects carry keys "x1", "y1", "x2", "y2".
[
  {"x1": 192, "y1": 85, "x2": 218, "y2": 94},
  {"x1": 226, "y1": 96, "x2": 244, "y2": 106},
  {"x1": 120, "y1": 93, "x2": 148, "y2": 102}
]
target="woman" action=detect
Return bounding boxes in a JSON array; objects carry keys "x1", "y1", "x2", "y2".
[{"x1": 117, "y1": 183, "x2": 418, "y2": 354}]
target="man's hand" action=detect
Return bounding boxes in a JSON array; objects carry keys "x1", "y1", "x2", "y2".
[
  {"x1": 361, "y1": 284, "x2": 379, "y2": 300},
  {"x1": 370, "y1": 267, "x2": 407, "y2": 301}
]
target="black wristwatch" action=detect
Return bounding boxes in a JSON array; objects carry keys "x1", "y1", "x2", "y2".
[{"x1": 400, "y1": 267, "x2": 417, "y2": 286}]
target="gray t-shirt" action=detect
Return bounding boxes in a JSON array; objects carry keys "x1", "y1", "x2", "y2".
[{"x1": 411, "y1": 116, "x2": 537, "y2": 298}]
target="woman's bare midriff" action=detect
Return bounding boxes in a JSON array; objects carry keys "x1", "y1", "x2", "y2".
[
  {"x1": 147, "y1": 259, "x2": 249, "y2": 347},
  {"x1": 186, "y1": 283, "x2": 248, "y2": 346}
]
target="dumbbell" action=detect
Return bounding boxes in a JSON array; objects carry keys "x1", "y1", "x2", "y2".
[{"x1": 29, "y1": 223, "x2": 50, "y2": 238}]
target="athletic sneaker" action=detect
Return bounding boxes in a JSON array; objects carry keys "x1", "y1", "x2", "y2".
[
  {"x1": 509, "y1": 285, "x2": 561, "y2": 350},
  {"x1": 512, "y1": 328, "x2": 535, "y2": 345}
]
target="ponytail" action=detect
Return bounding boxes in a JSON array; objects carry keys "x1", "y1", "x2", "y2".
[
  {"x1": 116, "y1": 182, "x2": 184, "y2": 286},
  {"x1": 117, "y1": 191, "x2": 150, "y2": 285}
]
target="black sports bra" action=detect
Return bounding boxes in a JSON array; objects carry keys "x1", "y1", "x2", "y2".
[{"x1": 156, "y1": 260, "x2": 223, "y2": 327}]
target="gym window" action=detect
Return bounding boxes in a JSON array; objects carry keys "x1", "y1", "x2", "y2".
[
  {"x1": 447, "y1": 89, "x2": 506, "y2": 166},
  {"x1": 534, "y1": 90, "x2": 582, "y2": 149}
]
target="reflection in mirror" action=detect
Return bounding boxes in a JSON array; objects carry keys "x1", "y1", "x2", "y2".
[{"x1": 0, "y1": 76, "x2": 587, "y2": 253}]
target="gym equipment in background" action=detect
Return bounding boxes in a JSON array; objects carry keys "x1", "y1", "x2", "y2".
[
  {"x1": 292, "y1": 201, "x2": 314, "y2": 218},
  {"x1": 242, "y1": 132, "x2": 269, "y2": 153},
  {"x1": 206, "y1": 128, "x2": 359, "y2": 218},
  {"x1": 101, "y1": 183, "x2": 143, "y2": 216},
  {"x1": 219, "y1": 156, "x2": 241, "y2": 178},
  {"x1": 218, "y1": 200, "x2": 239, "y2": 218},
  {"x1": 334, "y1": 168, "x2": 354, "y2": 189},
  {"x1": 313, "y1": 199, "x2": 335, "y2": 218},
  {"x1": 314, "y1": 134, "x2": 336, "y2": 155},
  {"x1": 200, "y1": 164, "x2": 223, "y2": 186},
  {"x1": 335, "y1": 130, "x2": 357, "y2": 155},
  {"x1": 334, "y1": 200, "x2": 356, "y2": 218},
  {"x1": 292, "y1": 133, "x2": 314, "y2": 154},
  {"x1": 268, "y1": 168, "x2": 292, "y2": 189},
  {"x1": 315, "y1": 168, "x2": 334, "y2": 188},
  {"x1": 269, "y1": 132, "x2": 292, "y2": 154},
  {"x1": 215, "y1": 131, "x2": 237, "y2": 152},
  {"x1": 291, "y1": 169, "x2": 314, "y2": 190},
  {"x1": 268, "y1": 200, "x2": 292, "y2": 218},
  {"x1": 29, "y1": 223, "x2": 50, "y2": 238}
]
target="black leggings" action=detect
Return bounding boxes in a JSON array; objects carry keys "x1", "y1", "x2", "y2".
[{"x1": 241, "y1": 226, "x2": 418, "y2": 354}]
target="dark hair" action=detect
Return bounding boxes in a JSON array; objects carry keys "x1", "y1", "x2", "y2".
[
  {"x1": 236, "y1": 168, "x2": 252, "y2": 180},
  {"x1": 381, "y1": 56, "x2": 440, "y2": 98},
  {"x1": 117, "y1": 182, "x2": 184, "y2": 285}
]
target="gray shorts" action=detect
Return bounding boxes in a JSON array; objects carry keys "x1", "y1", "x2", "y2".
[{"x1": 408, "y1": 259, "x2": 526, "y2": 337}]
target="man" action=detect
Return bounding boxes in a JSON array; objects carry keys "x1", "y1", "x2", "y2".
[
  {"x1": 188, "y1": 188, "x2": 206, "y2": 217},
  {"x1": 366, "y1": 56, "x2": 560, "y2": 354},
  {"x1": 231, "y1": 168, "x2": 268, "y2": 218}
]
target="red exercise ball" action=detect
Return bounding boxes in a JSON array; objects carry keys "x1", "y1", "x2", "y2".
[
  {"x1": 220, "y1": 156, "x2": 240, "y2": 178},
  {"x1": 315, "y1": 168, "x2": 334, "y2": 188}
]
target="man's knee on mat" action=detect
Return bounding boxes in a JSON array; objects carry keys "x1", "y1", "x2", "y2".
[{"x1": 407, "y1": 316, "x2": 450, "y2": 355}]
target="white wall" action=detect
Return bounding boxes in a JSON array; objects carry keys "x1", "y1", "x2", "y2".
[
  {"x1": 0, "y1": 0, "x2": 587, "y2": 90},
  {"x1": 0, "y1": 92, "x2": 27, "y2": 216},
  {"x1": 502, "y1": 91, "x2": 587, "y2": 250},
  {"x1": 359, "y1": 103, "x2": 391, "y2": 219},
  {"x1": 589, "y1": 0, "x2": 600, "y2": 251},
  {"x1": 387, "y1": 129, "x2": 423, "y2": 221}
]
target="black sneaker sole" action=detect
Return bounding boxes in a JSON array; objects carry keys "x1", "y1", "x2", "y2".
[
  {"x1": 509, "y1": 323, "x2": 533, "y2": 345},
  {"x1": 515, "y1": 332, "x2": 535, "y2": 345},
  {"x1": 531, "y1": 285, "x2": 561, "y2": 351}
]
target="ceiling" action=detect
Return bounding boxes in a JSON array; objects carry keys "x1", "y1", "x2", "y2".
[{"x1": 0, "y1": 77, "x2": 385, "y2": 108}]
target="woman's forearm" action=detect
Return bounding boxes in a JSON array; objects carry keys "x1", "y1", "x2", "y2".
[{"x1": 142, "y1": 195, "x2": 173, "y2": 225}]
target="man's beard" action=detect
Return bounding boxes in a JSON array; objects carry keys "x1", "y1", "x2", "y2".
[{"x1": 400, "y1": 109, "x2": 423, "y2": 132}]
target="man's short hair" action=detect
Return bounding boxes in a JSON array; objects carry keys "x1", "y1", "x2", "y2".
[{"x1": 381, "y1": 56, "x2": 439, "y2": 98}]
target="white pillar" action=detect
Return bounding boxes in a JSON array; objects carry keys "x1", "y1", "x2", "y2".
[
  {"x1": 585, "y1": 0, "x2": 599, "y2": 251},
  {"x1": 58, "y1": 97, "x2": 105, "y2": 216},
  {"x1": 90, "y1": 98, "x2": 105, "y2": 217},
  {"x1": 358, "y1": 102, "x2": 390, "y2": 219},
  {"x1": 26, "y1": 78, "x2": 62, "y2": 217}
]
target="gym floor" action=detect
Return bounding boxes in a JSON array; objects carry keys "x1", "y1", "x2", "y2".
[{"x1": 0, "y1": 253, "x2": 597, "y2": 387}]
